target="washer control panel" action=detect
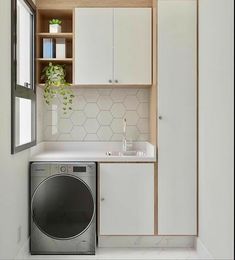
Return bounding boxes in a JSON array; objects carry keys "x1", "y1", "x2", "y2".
[
  {"x1": 32, "y1": 162, "x2": 96, "y2": 176},
  {"x1": 57, "y1": 163, "x2": 96, "y2": 175}
]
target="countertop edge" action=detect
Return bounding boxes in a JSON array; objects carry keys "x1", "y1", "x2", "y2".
[{"x1": 29, "y1": 141, "x2": 157, "y2": 163}]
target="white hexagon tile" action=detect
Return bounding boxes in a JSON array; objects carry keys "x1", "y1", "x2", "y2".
[
  {"x1": 42, "y1": 88, "x2": 150, "y2": 142},
  {"x1": 111, "y1": 103, "x2": 126, "y2": 118}
]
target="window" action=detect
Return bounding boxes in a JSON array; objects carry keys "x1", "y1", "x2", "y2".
[{"x1": 11, "y1": 0, "x2": 36, "y2": 154}]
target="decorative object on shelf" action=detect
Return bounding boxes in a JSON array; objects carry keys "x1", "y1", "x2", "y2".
[
  {"x1": 42, "y1": 62, "x2": 74, "y2": 114},
  {"x1": 49, "y1": 19, "x2": 62, "y2": 33},
  {"x1": 43, "y1": 38, "x2": 55, "y2": 58},
  {"x1": 55, "y1": 38, "x2": 66, "y2": 59}
]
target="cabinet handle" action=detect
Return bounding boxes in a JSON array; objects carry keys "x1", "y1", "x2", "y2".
[
  {"x1": 101, "y1": 198, "x2": 105, "y2": 202},
  {"x1": 109, "y1": 80, "x2": 112, "y2": 83},
  {"x1": 115, "y1": 80, "x2": 118, "y2": 83},
  {"x1": 159, "y1": 116, "x2": 163, "y2": 120}
]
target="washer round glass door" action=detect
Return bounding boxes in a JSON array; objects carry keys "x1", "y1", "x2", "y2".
[{"x1": 32, "y1": 175, "x2": 94, "y2": 240}]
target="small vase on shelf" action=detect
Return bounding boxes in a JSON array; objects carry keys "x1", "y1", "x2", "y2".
[{"x1": 49, "y1": 19, "x2": 62, "y2": 33}]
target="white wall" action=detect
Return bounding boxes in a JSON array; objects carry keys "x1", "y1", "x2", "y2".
[
  {"x1": 0, "y1": 0, "x2": 34, "y2": 259},
  {"x1": 198, "y1": 0, "x2": 234, "y2": 259}
]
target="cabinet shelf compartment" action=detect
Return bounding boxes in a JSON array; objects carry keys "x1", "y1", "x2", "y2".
[
  {"x1": 37, "y1": 9, "x2": 73, "y2": 33},
  {"x1": 37, "y1": 60, "x2": 73, "y2": 85},
  {"x1": 37, "y1": 38, "x2": 73, "y2": 59}
]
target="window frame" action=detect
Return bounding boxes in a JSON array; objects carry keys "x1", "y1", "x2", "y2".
[{"x1": 11, "y1": 0, "x2": 37, "y2": 154}]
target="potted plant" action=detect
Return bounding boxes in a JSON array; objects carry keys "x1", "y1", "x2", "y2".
[
  {"x1": 49, "y1": 19, "x2": 62, "y2": 33},
  {"x1": 42, "y1": 63, "x2": 75, "y2": 114}
]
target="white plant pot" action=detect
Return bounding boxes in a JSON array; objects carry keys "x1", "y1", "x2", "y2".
[{"x1": 49, "y1": 24, "x2": 61, "y2": 33}]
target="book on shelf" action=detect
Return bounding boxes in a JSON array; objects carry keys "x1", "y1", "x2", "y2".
[
  {"x1": 55, "y1": 38, "x2": 66, "y2": 59},
  {"x1": 43, "y1": 38, "x2": 55, "y2": 58}
]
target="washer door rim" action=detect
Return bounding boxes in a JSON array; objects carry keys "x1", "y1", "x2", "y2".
[{"x1": 31, "y1": 174, "x2": 95, "y2": 241}]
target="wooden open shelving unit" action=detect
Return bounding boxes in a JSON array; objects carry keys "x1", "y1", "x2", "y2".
[{"x1": 36, "y1": 9, "x2": 74, "y2": 85}]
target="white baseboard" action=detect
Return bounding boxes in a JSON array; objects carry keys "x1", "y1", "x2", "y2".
[{"x1": 195, "y1": 238, "x2": 214, "y2": 260}]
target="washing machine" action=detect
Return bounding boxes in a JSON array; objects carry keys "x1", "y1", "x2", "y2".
[{"x1": 30, "y1": 162, "x2": 96, "y2": 255}]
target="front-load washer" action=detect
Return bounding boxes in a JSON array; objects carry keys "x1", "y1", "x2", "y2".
[{"x1": 30, "y1": 162, "x2": 96, "y2": 255}]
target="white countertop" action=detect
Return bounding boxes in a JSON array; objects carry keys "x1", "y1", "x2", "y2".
[{"x1": 30, "y1": 142, "x2": 156, "y2": 162}]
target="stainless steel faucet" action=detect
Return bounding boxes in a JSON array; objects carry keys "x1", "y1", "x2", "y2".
[{"x1": 122, "y1": 118, "x2": 127, "y2": 152}]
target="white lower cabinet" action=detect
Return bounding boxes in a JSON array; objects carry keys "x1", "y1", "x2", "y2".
[{"x1": 99, "y1": 163, "x2": 155, "y2": 236}]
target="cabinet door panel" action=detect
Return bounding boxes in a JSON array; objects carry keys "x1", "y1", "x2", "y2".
[
  {"x1": 75, "y1": 8, "x2": 113, "y2": 84},
  {"x1": 158, "y1": 0, "x2": 197, "y2": 235},
  {"x1": 114, "y1": 8, "x2": 152, "y2": 84},
  {"x1": 99, "y1": 163, "x2": 154, "y2": 235}
]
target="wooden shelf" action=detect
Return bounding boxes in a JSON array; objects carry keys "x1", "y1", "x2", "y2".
[
  {"x1": 38, "y1": 84, "x2": 152, "y2": 89},
  {"x1": 37, "y1": 33, "x2": 73, "y2": 38},
  {"x1": 38, "y1": 83, "x2": 73, "y2": 88},
  {"x1": 37, "y1": 58, "x2": 73, "y2": 62}
]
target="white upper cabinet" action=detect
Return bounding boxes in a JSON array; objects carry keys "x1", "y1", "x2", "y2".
[
  {"x1": 75, "y1": 8, "x2": 113, "y2": 84},
  {"x1": 75, "y1": 8, "x2": 152, "y2": 85},
  {"x1": 113, "y1": 8, "x2": 152, "y2": 84},
  {"x1": 158, "y1": 0, "x2": 197, "y2": 235},
  {"x1": 99, "y1": 163, "x2": 155, "y2": 236}
]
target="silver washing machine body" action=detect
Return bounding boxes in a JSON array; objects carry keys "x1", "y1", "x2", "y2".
[{"x1": 30, "y1": 162, "x2": 96, "y2": 255}]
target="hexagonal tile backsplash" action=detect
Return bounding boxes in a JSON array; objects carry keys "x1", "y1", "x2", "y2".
[{"x1": 42, "y1": 88, "x2": 150, "y2": 142}]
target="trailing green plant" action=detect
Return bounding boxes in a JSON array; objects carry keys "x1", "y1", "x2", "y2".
[
  {"x1": 41, "y1": 63, "x2": 75, "y2": 114},
  {"x1": 49, "y1": 19, "x2": 62, "y2": 25}
]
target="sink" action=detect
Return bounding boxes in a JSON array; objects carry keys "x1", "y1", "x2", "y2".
[{"x1": 106, "y1": 151, "x2": 146, "y2": 157}]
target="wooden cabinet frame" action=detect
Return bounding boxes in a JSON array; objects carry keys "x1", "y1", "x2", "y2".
[
  {"x1": 36, "y1": 0, "x2": 157, "y2": 145},
  {"x1": 36, "y1": 9, "x2": 74, "y2": 84},
  {"x1": 35, "y1": 0, "x2": 198, "y2": 236}
]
